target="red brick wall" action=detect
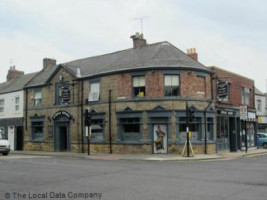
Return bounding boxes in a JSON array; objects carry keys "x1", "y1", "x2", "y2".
[
  {"x1": 116, "y1": 70, "x2": 211, "y2": 100},
  {"x1": 210, "y1": 67, "x2": 255, "y2": 108}
]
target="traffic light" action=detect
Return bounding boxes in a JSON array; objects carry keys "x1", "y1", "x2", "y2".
[
  {"x1": 188, "y1": 106, "x2": 196, "y2": 122},
  {"x1": 84, "y1": 109, "x2": 92, "y2": 126}
]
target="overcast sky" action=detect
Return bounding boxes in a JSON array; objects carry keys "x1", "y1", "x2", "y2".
[{"x1": 0, "y1": 0, "x2": 266, "y2": 92}]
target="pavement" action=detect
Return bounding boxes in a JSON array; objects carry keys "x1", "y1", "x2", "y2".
[{"x1": 9, "y1": 147, "x2": 267, "y2": 161}]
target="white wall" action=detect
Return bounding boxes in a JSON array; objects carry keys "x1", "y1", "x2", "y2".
[
  {"x1": 0, "y1": 90, "x2": 24, "y2": 119},
  {"x1": 255, "y1": 94, "x2": 267, "y2": 116}
]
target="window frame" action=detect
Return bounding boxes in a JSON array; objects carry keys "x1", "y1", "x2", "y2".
[
  {"x1": 242, "y1": 87, "x2": 250, "y2": 105},
  {"x1": 164, "y1": 75, "x2": 180, "y2": 97},
  {"x1": 15, "y1": 96, "x2": 20, "y2": 111},
  {"x1": 34, "y1": 88, "x2": 42, "y2": 107},
  {"x1": 0, "y1": 99, "x2": 4, "y2": 113},
  {"x1": 31, "y1": 118, "x2": 45, "y2": 141},
  {"x1": 132, "y1": 76, "x2": 146, "y2": 98},
  {"x1": 89, "y1": 82, "x2": 100, "y2": 102}
]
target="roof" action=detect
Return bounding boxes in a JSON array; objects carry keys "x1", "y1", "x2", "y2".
[
  {"x1": 64, "y1": 41, "x2": 211, "y2": 78},
  {"x1": 0, "y1": 72, "x2": 38, "y2": 94},
  {"x1": 255, "y1": 87, "x2": 265, "y2": 96},
  {"x1": 25, "y1": 41, "x2": 211, "y2": 87}
]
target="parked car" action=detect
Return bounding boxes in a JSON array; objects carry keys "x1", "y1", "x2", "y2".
[
  {"x1": 0, "y1": 130, "x2": 10, "y2": 156},
  {"x1": 257, "y1": 133, "x2": 267, "y2": 149}
]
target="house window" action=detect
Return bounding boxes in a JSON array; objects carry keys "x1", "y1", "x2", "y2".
[
  {"x1": 164, "y1": 75, "x2": 179, "y2": 96},
  {"x1": 207, "y1": 118, "x2": 214, "y2": 140},
  {"x1": 31, "y1": 121, "x2": 44, "y2": 140},
  {"x1": 91, "y1": 119, "x2": 104, "y2": 141},
  {"x1": 257, "y1": 100, "x2": 262, "y2": 112},
  {"x1": 133, "y1": 76, "x2": 145, "y2": 97},
  {"x1": 119, "y1": 118, "x2": 140, "y2": 141},
  {"x1": 0, "y1": 127, "x2": 5, "y2": 139},
  {"x1": 179, "y1": 117, "x2": 201, "y2": 141},
  {"x1": 0, "y1": 99, "x2": 4, "y2": 113},
  {"x1": 89, "y1": 82, "x2": 100, "y2": 102},
  {"x1": 242, "y1": 88, "x2": 250, "y2": 105},
  {"x1": 15, "y1": 96, "x2": 20, "y2": 111},
  {"x1": 34, "y1": 89, "x2": 42, "y2": 107},
  {"x1": 56, "y1": 82, "x2": 70, "y2": 105}
]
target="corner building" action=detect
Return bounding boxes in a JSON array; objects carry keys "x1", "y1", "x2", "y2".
[{"x1": 24, "y1": 34, "x2": 216, "y2": 154}]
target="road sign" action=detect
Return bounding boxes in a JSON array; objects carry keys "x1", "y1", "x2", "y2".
[{"x1": 240, "y1": 106, "x2": 247, "y2": 120}]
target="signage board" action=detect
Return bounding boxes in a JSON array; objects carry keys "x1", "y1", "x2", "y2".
[
  {"x1": 62, "y1": 86, "x2": 70, "y2": 104},
  {"x1": 217, "y1": 81, "x2": 228, "y2": 98},
  {"x1": 240, "y1": 106, "x2": 247, "y2": 120}
]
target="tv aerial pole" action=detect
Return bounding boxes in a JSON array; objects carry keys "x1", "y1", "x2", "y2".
[{"x1": 134, "y1": 16, "x2": 150, "y2": 34}]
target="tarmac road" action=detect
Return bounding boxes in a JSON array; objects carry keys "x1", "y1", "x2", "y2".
[{"x1": 0, "y1": 154, "x2": 267, "y2": 200}]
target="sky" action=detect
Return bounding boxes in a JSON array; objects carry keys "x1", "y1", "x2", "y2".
[{"x1": 0, "y1": 0, "x2": 266, "y2": 92}]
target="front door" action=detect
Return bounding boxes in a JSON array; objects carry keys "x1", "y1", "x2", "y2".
[
  {"x1": 153, "y1": 124, "x2": 167, "y2": 154},
  {"x1": 229, "y1": 117, "x2": 237, "y2": 152},
  {"x1": 16, "y1": 126, "x2": 23, "y2": 150},
  {"x1": 8, "y1": 126, "x2": 15, "y2": 151},
  {"x1": 55, "y1": 123, "x2": 70, "y2": 152}
]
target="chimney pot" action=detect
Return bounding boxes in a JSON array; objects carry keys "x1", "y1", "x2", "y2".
[
  {"x1": 43, "y1": 58, "x2": 57, "y2": 69},
  {"x1": 6, "y1": 66, "x2": 24, "y2": 81},
  {"x1": 130, "y1": 32, "x2": 147, "y2": 49},
  {"x1": 187, "y1": 48, "x2": 198, "y2": 62}
]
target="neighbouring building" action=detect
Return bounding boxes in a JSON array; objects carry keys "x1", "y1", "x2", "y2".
[
  {"x1": 255, "y1": 88, "x2": 267, "y2": 132},
  {"x1": 209, "y1": 66, "x2": 256, "y2": 152},
  {"x1": 23, "y1": 33, "x2": 216, "y2": 154},
  {"x1": 0, "y1": 66, "x2": 37, "y2": 150}
]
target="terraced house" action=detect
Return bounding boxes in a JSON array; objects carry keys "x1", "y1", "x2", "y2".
[{"x1": 24, "y1": 33, "x2": 216, "y2": 154}]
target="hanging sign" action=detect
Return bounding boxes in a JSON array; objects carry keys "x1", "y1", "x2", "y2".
[
  {"x1": 62, "y1": 85, "x2": 70, "y2": 104},
  {"x1": 217, "y1": 81, "x2": 228, "y2": 98},
  {"x1": 240, "y1": 106, "x2": 247, "y2": 120}
]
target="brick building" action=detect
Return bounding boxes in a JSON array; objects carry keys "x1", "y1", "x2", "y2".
[
  {"x1": 209, "y1": 66, "x2": 256, "y2": 151},
  {"x1": 24, "y1": 33, "x2": 216, "y2": 154}
]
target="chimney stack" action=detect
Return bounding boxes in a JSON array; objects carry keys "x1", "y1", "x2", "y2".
[
  {"x1": 130, "y1": 32, "x2": 147, "y2": 49},
  {"x1": 187, "y1": 48, "x2": 198, "y2": 61},
  {"x1": 43, "y1": 58, "x2": 56, "y2": 69},
  {"x1": 6, "y1": 66, "x2": 24, "y2": 81}
]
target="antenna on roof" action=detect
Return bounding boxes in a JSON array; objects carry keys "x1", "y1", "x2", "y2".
[{"x1": 134, "y1": 16, "x2": 150, "y2": 34}]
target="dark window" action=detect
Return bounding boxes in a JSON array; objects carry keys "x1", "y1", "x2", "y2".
[
  {"x1": 179, "y1": 117, "x2": 201, "y2": 141},
  {"x1": 164, "y1": 75, "x2": 179, "y2": 97},
  {"x1": 133, "y1": 76, "x2": 145, "y2": 97},
  {"x1": 31, "y1": 121, "x2": 44, "y2": 140},
  {"x1": 120, "y1": 118, "x2": 140, "y2": 141},
  {"x1": 91, "y1": 119, "x2": 104, "y2": 141},
  {"x1": 207, "y1": 118, "x2": 214, "y2": 140}
]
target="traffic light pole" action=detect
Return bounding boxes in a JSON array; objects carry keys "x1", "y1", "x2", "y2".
[
  {"x1": 186, "y1": 102, "x2": 190, "y2": 157},
  {"x1": 87, "y1": 126, "x2": 90, "y2": 155}
]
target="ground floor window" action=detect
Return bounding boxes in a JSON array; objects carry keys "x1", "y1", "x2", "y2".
[
  {"x1": 217, "y1": 116, "x2": 229, "y2": 143},
  {"x1": 207, "y1": 118, "x2": 214, "y2": 140},
  {"x1": 119, "y1": 118, "x2": 141, "y2": 141},
  {"x1": 241, "y1": 122, "x2": 255, "y2": 148},
  {"x1": 179, "y1": 117, "x2": 201, "y2": 141},
  {"x1": 91, "y1": 119, "x2": 104, "y2": 141},
  {"x1": 31, "y1": 121, "x2": 44, "y2": 140}
]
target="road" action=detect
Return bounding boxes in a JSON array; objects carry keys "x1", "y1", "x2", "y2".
[{"x1": 0, "y1": 154, "x2": 267, "y2": 200}]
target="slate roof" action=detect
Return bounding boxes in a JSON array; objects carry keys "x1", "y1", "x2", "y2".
[
  {"x1": 64, "y1": 41, "x2": 211, "y2": 78},
  {"x1": 0, "y1": 72, "x2": 38, "y2": 94},
  {"x1": 255, "y1": 87, "x2": 265, "y2": 96},
  {"x1": 25, "y1": 41, "x2": 211, "y2": 87}
]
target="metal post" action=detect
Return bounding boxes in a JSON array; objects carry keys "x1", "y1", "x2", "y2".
[
  {"x1": 245, "y1": 120, "x2": 248, "y2": 153},
  {"x1": 109, "y1": 90, "x2": 112, "y2": 154},
  {"x1": 186, "y1": 102, "x2": 189, "y2": 157},
  {"x1": 87, "y1": 126, "x2": 90, "y2": 156},
  {"x1": 81, "y1": 80, "x2": 84, "y2": 153},
  {"x1": 204, "y1": 110, "x2": 207, "y2": 154}
]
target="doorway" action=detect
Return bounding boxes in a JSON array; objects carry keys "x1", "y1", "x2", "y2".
[
  {"x1": 153, "y1": 124, "x2": 168, "y2": 154},
  {"x1": 55, "y1": 122, "x2": 70, "y2": 152},
  {"x1": 16, "y1": 126, "x2": 23, "y2": 150},
  {"x1": 229, "y1": 117, "x2": 237, "y2": 152}
]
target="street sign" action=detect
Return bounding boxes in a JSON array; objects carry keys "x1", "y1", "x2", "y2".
[{"x1": 240, "y1": 106, "x2": 247, "y2": 120}]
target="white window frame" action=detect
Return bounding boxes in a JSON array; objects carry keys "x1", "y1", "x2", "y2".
[
  {"x1": 242, "y1": 88, "x2": 250, "y2": 105},
  {"x1": 34, "y1": 89, "x2": 42, "y2": 107},
  {"x1": 257, "y1": 99, "x2": 262, "y2": 112},
  {"x1": 15, "y1": 96, "x2": 20, "y2": 111},
  {"x1": 89, "y1": 82, "x2": 100, "y2": 102},
  {"x1": 0, "y1": 99, "x2": 4, "y2": 113},
  {"x1": 133, "y1": 76, "x2": 145, "y2": 97}
]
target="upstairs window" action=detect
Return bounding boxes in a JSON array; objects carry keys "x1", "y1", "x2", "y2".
[
  {"x1": 0, "y1": 99, "x2": 4, "y2": 113},
  {"x1": 15, "y1": 96, "x2": 20, "y2": 111},
  {"x1": 34, "y1": 89, "x2": 42, "y2": 107},
  {"x1": 89, "y1": 82, "x2": 100, "y2": 102},
  {"x1": 257, "y1": 100, "x2": 262, "y2": 112},
  {"x1": 164, "y1": 75, "x2": 179, "y2": 97},
  {"x1": 133, "y1": 76, "x2": 145, "y2": 97},
  {"x1": 242, "y1": 88, "x2": 250, "y2": 105}
]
